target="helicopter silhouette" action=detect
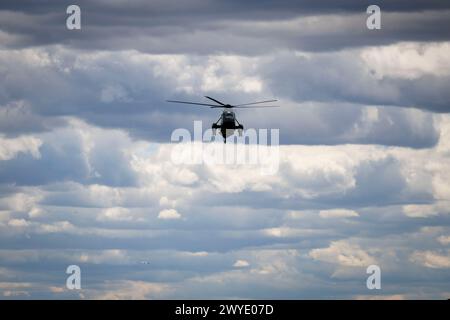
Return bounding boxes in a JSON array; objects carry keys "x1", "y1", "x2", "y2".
[{"x1": 167, "y1": 96, "x2": 279, "y2": 143}]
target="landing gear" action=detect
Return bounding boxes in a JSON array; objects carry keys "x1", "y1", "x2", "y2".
[
  {"x1": 212, "y1": 118, "x2": 221, "y2": 137},
  {"x1": 236, "y1": 118, "x2": 244, "y2": 137},
  {"x1": 236, "y1": 124, "x2": 244, "y2": 137}
]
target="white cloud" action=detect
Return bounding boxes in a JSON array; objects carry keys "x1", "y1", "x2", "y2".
[
  {"x1": 182, "y1": 251, "x2": 208, "y2": 257},
  {"x1": 7, "y1": 219, "x2": 29, "y2": 228},
  {"x1": 0, "y1": 135, "x2": 41, "y2": 160},
  {"x1": 1, "y1": 192, "x2": 42, "y2": 212},
  {"x1": 28, "y1": 207, "x2": 45, "y2": 218},
  {"x1": 402, "y1": 205, "x2": 439, "y2": 218},
  {"x1": 437, "y1": 236, "x2": 450, "y2": 245},
  {"x1": 263, "y1": 227, "x2": 325, "y2": 238},
  {"x1": 319, "y1": 209, "x2": 359, "y2": 219},
  {"x1": 49, "y1": 286, "x2": 65, "y2": 293},
  {"x1": 410, "y1": 250, "x2": 450, "y2": 269},
  {"x1": 78, "y1": 250, "x2": 129, "y2": 265},
  {"x1": 158, "y1": 209, "x2": 181, "y2": 220},
  {"x1": 37, "y1": 221, "x2": 76, "y2": 234},
  {"x1": 361, "y1": 42, "x2": 450, "y2": 79},
  {"x1": 402, "y1": 201, "x2": 449, "y2": 218},
  {"x1": 91, "y1": 280, "x2": 170, "y2": 300},
  {"x1": 99, "y1": 207, "x2": 134, "y2": 222},
  {"x1": 309, "y1": 241, "x2": 376, "y2": 267},
  {"x1": 233, "y1": 259, "x2": 250, "y2": 268}
]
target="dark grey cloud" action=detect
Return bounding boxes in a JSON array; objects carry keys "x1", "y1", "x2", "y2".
[{"x1": 1, "y1": 1, "x2": 450, "y2": 54}]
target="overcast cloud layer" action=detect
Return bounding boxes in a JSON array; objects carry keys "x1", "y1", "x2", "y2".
[{"x1": 0, "y1": 1, "x2": 450, "y2": 299}]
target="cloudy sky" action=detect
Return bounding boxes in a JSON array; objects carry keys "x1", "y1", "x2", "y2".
[{"x1": 1, "y1": 0, "x2": 450, "y2": 299}]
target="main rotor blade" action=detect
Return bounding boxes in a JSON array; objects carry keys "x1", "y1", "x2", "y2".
[
  {"x1": 210, "y1": 105, "x2": 280, "y2": 109},
  {"x1": 204, "y1": 96, "x2": 225, "y2": 105},
  {"x1": 166, "y1": 100, "x2": 220, "y2": 107},
  {"x1": 234, "y1": 105, "x2": 280, "y2": 108},
  {"x1": 235, "y1": 99, "x2": 278, "y2": 106}
]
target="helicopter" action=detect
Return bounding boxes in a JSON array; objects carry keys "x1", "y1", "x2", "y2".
[{"x1": 167, "y1": 96, "x2": 279, "y2": 143}]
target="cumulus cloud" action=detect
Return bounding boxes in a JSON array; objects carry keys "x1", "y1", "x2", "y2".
[
  {"x1": 319, "y1": 209, "x2": 359, "y2": 219},
  {"x1": 99, "y1": 207, "x2": 134, "y2": 222},
  {"x1": 7, "y1": 219, "x2": 29, "y2": 228},
  {"x1": 1, "y1": 0, "x2": 450, "y2": 300},
  {"x1": 360, "y1": 42, "x2": 450, "y2": 80},
  {"x1": 91, "y1": 280, "x2": 170, "y2": 300},
  {"x1": 0, "y1": 135, "x2": 41, "y2": 160},
  {"x1": 0, "y1": 45, "x2": 443, "y2": 145},
  {"x1": 437, "y1": 236, "x2": 450, "y2": 245},
  {"x1": 402, "y1": 204, "x2": 441, "y2": 218},
  {"x1": 158, "y1": 209, "x2": 181, "y2": 220},
  {"x1": 233, "y1": 259, "x2": 250, "y2": 268},
  {"x1": 309, "y1": 241, "x2": 376, "y2": 267},
  {"x1": 410, "y1": 250, "x2": 450, "y2": 269}
]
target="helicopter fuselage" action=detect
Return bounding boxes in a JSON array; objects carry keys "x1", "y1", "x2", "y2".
[{"x1": 212, "y1": 110, "x2": 243, "y2": 142}]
